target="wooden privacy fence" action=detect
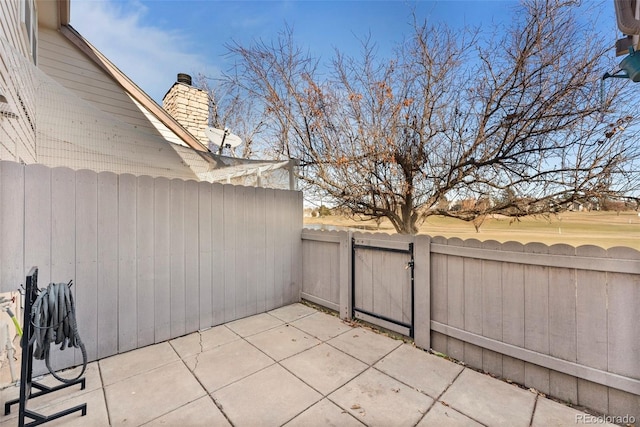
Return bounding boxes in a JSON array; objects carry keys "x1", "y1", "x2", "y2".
[
  {"x1": 301, "y1": 228, "x2": 640, "y2": 420},
  {"x1": 0, "y1": 161, "x2": 302, "y2": 373}
]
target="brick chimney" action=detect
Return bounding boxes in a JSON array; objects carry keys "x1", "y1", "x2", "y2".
[{"x1": 163, "y1": 73, "x2": 209, "y2": 146}]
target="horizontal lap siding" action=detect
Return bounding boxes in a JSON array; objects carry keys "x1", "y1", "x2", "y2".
[{"x1": 1, "y1": 32, "x2": 37, "y2": 163}]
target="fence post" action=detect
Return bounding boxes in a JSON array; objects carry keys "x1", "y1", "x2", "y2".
[
  {"x1": 413, "y1": 234, "x2": 431, "y2": 350},
  {"x1": 339, "y1": 230, "x2": 353, "y2": 320}
]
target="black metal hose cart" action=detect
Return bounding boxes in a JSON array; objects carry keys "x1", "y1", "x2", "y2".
[{"x1": 4, "y1": 267, "x2": 87, "y2": 426}]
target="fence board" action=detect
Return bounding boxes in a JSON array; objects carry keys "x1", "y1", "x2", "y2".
[
  {"x1": 153, "y1": 178, "x2": 171, "y2": 342},
  {"x1": 576, "y1": 245, "x2": 609, "y2": 414},
  {"x1": 524, "y1": 242, "x2": 550, "y2": 394},
  {"x1": 254, "y1": 188, "x2": 267, "y2": 313},
  {"x1": 447, "y1": 238, "x2": 466, "y2": 360},
  {"x1": 292, "y1": 192, "x2": 304, "y2": 303},
  {"x1": 548, "y1": 244, "x2": 578, "y2": 404},
  {"x1": 234, "y1": 186, "x2": 248, "y2": 319},
  {"x1": 136, "y1": 175, "x2": 155, "y2": 347},
  {"x1": 481, "y1": 240, "x2": 503, "y2": 377},
  {"x1": 49, "y1": 168, "x2": 77, "y2": 371},
  {"x1": 24, "y1": 164, "x2": 52, "y2": 293},
  {"x1": 184, "y1": 180, "x2": 200, "y2": 333},
  {"x1": 0, "y1": 161, "x2": 24, "y2": 292},
  {"x1": 245, "y1": 187, "x2": 258, "y2": 316},
  {"x1": 211, "y1": 183, "x2": 225, "y2": 325},
  {"x1": 463, "y1": 239, "x2": 483, "y2": 370},
  {"x1": 265, "y1": 189, "x2": 278, "y2": 310},
  {"x1": 302, "y1": 240, "x2": 335, "y2": 306},
  {"x1": 430, "y1": 236, "x2": 448, "y2": 354},
  {"x1": 501, "y1": 241, "x2": 525, "y2": 386},
  {"x1": 273, "y1": 190, "x2": 290, "y2": 307},
  {"x1": 414, "y1": 235, "x2": 430, "y2": 350},
  {"x1": 118, "y1": 174, "x2": 137, "y2": 352},
  {"x1": 223, "y1": 185, "x2": 237, "y2": 321},
  {"x1": 170, "y1": 179, "x2": 186, "y2": 338},
  {"x1": 198, "y1": 182, "x2": 213, "y2": 328},
  {"x1": 96, "y1": 172, "x2": 118, "y2": 359},
  {"x1": 607, "y1": 247, "x2": 640, "y2": 381},
  {"x1": 75, "y1": 170, "x2": 98, "y2": 364}
]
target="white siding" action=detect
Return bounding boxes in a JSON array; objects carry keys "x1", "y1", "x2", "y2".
[
  {"x1": 0, "y1": 7, "x2": 38, "y2": 164},
  {"x1": 0, "y1": 0, "x2": 31, "y2": 58},
  {"x1": 35, "y1": 69, "x2": 199, "y2": 180},
  {"x1": 37, "y1": 28, "x2": 184, "y2": 143}
]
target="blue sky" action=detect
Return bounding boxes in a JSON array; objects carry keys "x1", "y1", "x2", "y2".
[{"x1": 70, "y1": 0, "x2": 618, "y2": 105}]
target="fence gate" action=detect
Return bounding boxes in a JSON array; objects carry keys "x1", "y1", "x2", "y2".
[{"x1": 351, "y1": 235, "x2": 414, "y2": 337}]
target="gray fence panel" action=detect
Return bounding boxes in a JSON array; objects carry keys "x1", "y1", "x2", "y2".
[
  {"x1": 223, "y1": 184, "x2": 236, "y2": 322},
  {"x1": 523, "y1": 242, "x2": 551, "y2": 395},
  {"x1": 75, "y1": 169, "x2": 98, "y2": 364},
  {"x1": 24, "y1": 165, "x2": 52, "y2": 375},
  {"x1": 413, "y1": 235, "x2": 430, "y2": 350},
  {"x1": 576, "y1": 245, "x2": 609, "y2": 414},
  {"x1": 302, "y1": 229, "x2": 639, "y2": 420},
  {"x1": 234, "y1": 186, "x2": 248, "y2": 319},
  {"x1": 136, "y1": 175, "x2": 155, "y2": 348},
  {"x1": 170, "y1": 179, "x2": 186, "y2": 338},
  {"x1": 548, "y1": 244, "x2": 578, "y2": 404},
  {"x1": 463, "y1": 239, "x2": 483, "y2": 370},
  {"x1": 118, "y1": 174, "x2": 137, "y2": 353},
  {"x1": 501, "y1": 241, "x2": 526, "y2": 386},
  {"x1": 153, "y1": 177, "x2": 171, "y2": 343},
  {"x1": 51, "y1": 167, "x2": 76, "y2": 371},
  {"x1": 273, "y1": 190, "x2": 286, "y2": 308},
  {"x1": 254, "y1": 188, "x2": 267, "y2": 314},
  {"x1": 608, "y1": 247, "x2": 640, "y2": 380},
  {"x1": 264, "y1": 190, "x2": 276, "y2": 311},
  {"x1": 0, "y1": 161, "x2": 302, "y2": 377},
  {"x1": 97, "y1": 172, "x2": 118, "y2": 359},
  {"x1": 211, "y1": 183, "x2": 225, "y2": 326},
  {"x1": 245, "y1": 187, "x2": 259, "y2": 317},
  {"x1": 184, "y1": 180, "x2": 200, "y2": 333},
  {"x1": 481, "y1": 240, "x2": 503, "y2": 377},
  {"x1": 0, "y1": 161, "x2": 24, "y2": 292},
  {"x1": 24, "y1": 164, "x2": 52, "y2": 290},
  {"x1": 446, "y1": 238, "x2": 465, "y2": 362},
  {"x1": 429, "y1": 236, "x2": 448, "y2": 354},
  {"x1": 198, "y1": 181, "x2": 213, "y2": 328}
]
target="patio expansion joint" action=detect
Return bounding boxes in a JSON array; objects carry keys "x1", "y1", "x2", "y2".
[
  {"x1": 527, "y1": 393, "x2": 540, "y2": 427},
  {"x1": 410, "y1": 366, "x2": 489, "y2": 427},
  {"x1": 97, "y1": 360, "x2": 113, "y2": 427},
  {"x1": 170, "y1": 337, "x2": 237, "y2": 427}
]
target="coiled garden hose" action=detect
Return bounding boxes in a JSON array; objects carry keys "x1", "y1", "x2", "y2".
[{"x1": 28, "y1": 281, "x2": 87, "y2": 383}]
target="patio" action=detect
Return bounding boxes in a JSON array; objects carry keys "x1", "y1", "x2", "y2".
[{"x1": 0, "y1": 303, "x2": 618, "y2": 427}]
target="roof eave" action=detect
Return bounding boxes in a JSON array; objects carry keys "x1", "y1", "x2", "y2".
[{"x1": 59, "y1": 0, "x2": 70, "y2": 27}]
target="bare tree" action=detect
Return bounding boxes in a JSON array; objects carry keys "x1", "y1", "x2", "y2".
[
  {"x1": 226, "y1": 0, "x2": 640, "y2": 234},
  {"x1": 194, "y1": 74, "x2": 266, "y2": 158}
]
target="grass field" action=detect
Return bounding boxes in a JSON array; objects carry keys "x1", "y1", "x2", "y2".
[{"x1": 303, "y1": 211, "x2": 640, "y2": 250}]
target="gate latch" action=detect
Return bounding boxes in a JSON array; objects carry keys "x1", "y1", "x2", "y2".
[{"x1": 405, "y1": 260, "x2": 414, "y2": 270}]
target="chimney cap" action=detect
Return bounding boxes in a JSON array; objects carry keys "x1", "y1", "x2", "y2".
[{"x1": 177, "y1": 73, "x2": 192, "y2": 86}]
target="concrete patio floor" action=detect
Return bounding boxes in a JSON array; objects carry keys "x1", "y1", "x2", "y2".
[{"x1": 0, "y1": 303, "x2": 620, "y2": 426}]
